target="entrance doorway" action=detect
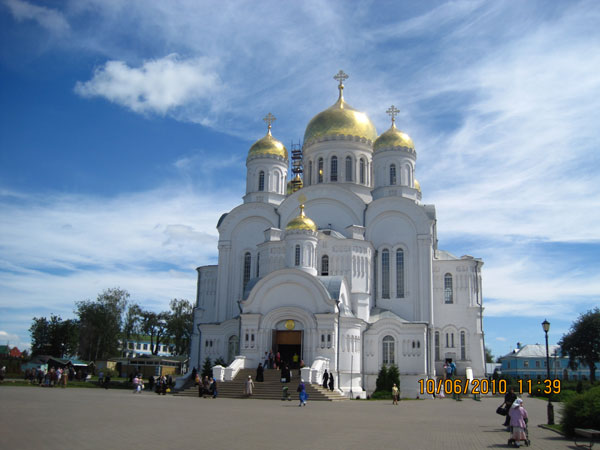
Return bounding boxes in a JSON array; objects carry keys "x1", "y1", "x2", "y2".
[{"x1": 273, "y1": 330, "x2": 302, "y2": 369}]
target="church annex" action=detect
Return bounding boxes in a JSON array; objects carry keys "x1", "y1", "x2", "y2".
[{"x1": 189, "y1": 71, "x2": 485, "y2": 397}]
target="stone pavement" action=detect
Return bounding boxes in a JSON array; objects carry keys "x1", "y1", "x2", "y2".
[{"x1": 0, "y1": 387, "x2": 576, "y2": 450}]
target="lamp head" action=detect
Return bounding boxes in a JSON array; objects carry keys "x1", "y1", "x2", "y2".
[{"x1": 542, "y1": 319, "x2": 550, "y2": 333}]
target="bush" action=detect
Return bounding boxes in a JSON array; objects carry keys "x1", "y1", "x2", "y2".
[
  {"x1": 201, "y1": 357, "x2": 213, "y2": 378},
  {"x1": 370, "y1": 390, "x2": 393, "y2": 400},
  {"x1": 214, "y1": 357, "x2": 227, "y2": 367},
  {"x1": 374, "y1": 364, "x2": 400, "y2": 396},
  {"x1": 560, "y1": 385, "x2": 600, "y2": 437}
]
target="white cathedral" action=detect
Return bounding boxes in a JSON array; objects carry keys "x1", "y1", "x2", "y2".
[{"x1": 189, "y1": 71, "x2": 485, "y2": 397}]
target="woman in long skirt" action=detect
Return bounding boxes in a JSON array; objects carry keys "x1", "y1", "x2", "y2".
[
  {"x1": 297, "y1": 380, "x2": 308, "y2": 406},
  {"x1": 508, "y1": 398, "x2": 529, "y2": 447}
]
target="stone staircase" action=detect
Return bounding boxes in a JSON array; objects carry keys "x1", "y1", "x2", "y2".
[{"x1": 175, "y1": 368, "x2": 346, "y2": 401}]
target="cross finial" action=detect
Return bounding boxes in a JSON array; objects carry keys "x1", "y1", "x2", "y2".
[
  {"x1": 333, "y1": 70, "x2": 348, "y2": 103},
  {"x1": 386, "y1": 105, "x2": 400, "y2": 127},
  {"x1": 263, "y1": 112, "x2": 276, "y2": 135}
]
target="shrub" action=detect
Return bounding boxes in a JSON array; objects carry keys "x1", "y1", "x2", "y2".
[
  {"x1": 214, "y1": 357, "x2": 227, "y2": 367},
  {"x1": 560, "y1": 385, "x2": 600, "y2": 437},
  {"x1": 370, "y1": 390, "x2": 393, "y2": 400},
  {"x1": 201, "y1": 357, "x2": 213, "y2": 378},
  {"x1": 375, "y1": 365, "x2": 388, "y2": 392}
]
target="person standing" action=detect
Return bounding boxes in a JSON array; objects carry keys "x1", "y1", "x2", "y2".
[
  {"x1": 202, "y1": 376, "x2": 210, "y2": 398},
  {"x1": 297, "y1": 379, "x2": 308, "y2": 406},
  {"x1": 392, "y1": 383, "x2": 399, "y2": 405},
  {"x1": 502, "y1": 387, "x2": 517, "y2": 428},
  {"x1": 209, "y1": 377, "x2": 218, "y2": 398},
  {"x1": 244, "y1": 375, "x2": 255, "y2": 397},
  {"x1": 322, "y1": 369, "x2": 329, "y2": 388},
  {"x1": 268, "y1": 351, "x2": 274, "y2": 370},
  {"x1": 256, "y1": 363, "x2": 264, "y2": 382},
  {"x1": 328, "y1": 372, "x2": 334, "y2": 391},
  {"x1": 263, "y1": 352, "x2": 269, "y2": 369}
]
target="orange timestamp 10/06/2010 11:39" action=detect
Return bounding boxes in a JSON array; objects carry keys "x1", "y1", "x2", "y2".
[{"x1": 418, "y1": 378, "x2": 562, "y2": 396}]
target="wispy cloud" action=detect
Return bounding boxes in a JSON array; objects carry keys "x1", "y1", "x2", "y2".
[
  {"x1": 3, "y1": 0, "x2": 70, "y2": 34},
  {"x1": 74, "y1": 54, "x2": 221, "y2": 120}
]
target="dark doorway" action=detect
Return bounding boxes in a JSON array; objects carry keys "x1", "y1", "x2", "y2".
[{"x1": 274, "y1": 330, "x2": 302, "y2": 369}]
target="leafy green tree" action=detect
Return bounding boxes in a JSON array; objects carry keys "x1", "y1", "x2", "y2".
[
  {"x1": 485, "y1": 347, "x2": 494, "y2": 363},
  {"x1": 76, "y1": 288, "x2": 129, "y2": 361},
  {"x1": 166, "y1": 299, "x2": 194, "y2": 356},
  {"x1": 140, "y1": 310, "x2": 169, "y2": 355},
  {"x1": 559, "y1": 307, "x2": 600, "y2": 382},
  {"x1": 123, "y1": 303, "x2": 142, "y2": 341},
  {"x1": 201, "y1": 357, "x2": 213, "y2": 378},
  {"x1": 29, "y1": 315, "x2": 79, "y2": 357}
]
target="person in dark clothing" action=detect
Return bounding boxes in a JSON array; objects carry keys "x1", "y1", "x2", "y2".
[
  {"x1": 284, "y1": 365, "x2": 291, "y2": 383},
  {"x1": 328, "y1": 372, "x2": 334, "y2": 391},
  {"x1": 503, "y1": 387, "x2": 517, "y2": 427},
  {"x1": 322, "y1": 369, "x2": 329, "y2": 388},
  {"x1": 209, "y1": 377, "x2": 218, "y2": 398},
  {"x1": 191, "y1": 367, "x2": 197, "y2": 382},
  {"x1": 104, "y1": 374, "x2": 111, "y2": 389},
  {"x1": 256, "y1": 363, "x2": 264, "y2": 382}
]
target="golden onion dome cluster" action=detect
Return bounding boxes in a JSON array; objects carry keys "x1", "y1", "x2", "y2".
[
  {"x1": 373, "y1": 124, "x2": 415, "y2": 153},
  {"x1": 286, "y1": 205, "x2": 317, "y2": 232}
]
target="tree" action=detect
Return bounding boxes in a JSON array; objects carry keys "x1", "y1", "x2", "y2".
[
  {"x1": 485, "y1": 347, "x2": 494, "y2": 364},
  {"x1": 76, "y1": 288, "x2": 129, "y2": 361},
  {"x1": 140, "y1": 310, "x2": 169, "y2": 355},
  {"x1": 166, "y1": 299, "x2": 194, "y2": 356},
  {"x1": 201, "y1": 357, "x2": 213, "y2": 378},
  {"x1": 29, "y1": 315, "x2": 79, "y2": 357},
  {"x1": 375, "y1": 364, "x2": 389, "y2": 392},
  {"x1": 559, "y1": 307, "x2": 600, "y2": 383},
  {"x1": 123, "y1": 303, "x2": 142, "y2": 341}
]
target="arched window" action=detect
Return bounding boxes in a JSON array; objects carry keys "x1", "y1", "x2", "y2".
[
  {"x1": 256, "y1": 252, "x2": 260, "y2": 277},
  {"x1": 396, "y1": 249, "x2": 404, "y2": 298},
  {"x1": 390, "y1": 164, "x2": 397, "y2": 185},
  {"x1": 258, "y1": 171, "x2": 265, "y2": 191},
  {"x1": 444, "y1": 273, "x2": 453, "y2": 304},
  {"x1": 382, "y1": 335, "x2": 395, "y2": 365},
  {"x1": 359, "y1": 158, "x2": 365, "y2": 184},
  {"x1": 308, "y1": 160, "x2": 313, "y2": 185},
  {"x1": 243, "y1": 252, "x2": 251, "y2": 290},
  {"x1": 460, "y1": 331, "x2": 466, "y2": 360},
  {"x1": 345, "y1": 156, "x2": 353, "y2": 181},
  {"x1": 381, "y1": 249, "x2": 390, "y2": 298},
  {"x1": 318, "y1": 158, "x2": 324, "y2": 183},
  {"x1": 330, "y1": 156, "x2": 338, "y2": 182},
  {"x1": 321, "y1": 255, "x2": 329, "y2": 276},
  {"x1": 435, "y1": 331, "x2": 440, "y2": 360},
  {"x1": 294, "y1": 245, "x2": 301, "y2": 266}
]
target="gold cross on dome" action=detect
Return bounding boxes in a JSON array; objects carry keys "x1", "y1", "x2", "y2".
[
  {"x1": 386, "y1": 105, "x2": 400, "y2": 126},
  {"x1": 333, "y1": 70, "x2": 349, "y2": 88},
  {"x1": 263, "y1": 112, "x2": 276, "y2": 133}
]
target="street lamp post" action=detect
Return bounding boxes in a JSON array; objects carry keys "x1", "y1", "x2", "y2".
[
  {"x1": 196, "y1": 324, "x2": 202, "y2": 371},
  {"x1": 541, "y1": 319, "x2": 554, "y2": 425}
]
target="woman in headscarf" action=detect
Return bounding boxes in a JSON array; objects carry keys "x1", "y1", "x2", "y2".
[
  {"x1": 322, "y1": 369, "x2": 329, "y2": 388},
  {"x1": 328, "y1": 372, "x2": 334, "y2": 391},
  {"x1": 508, "y1": 398, "x2": 529, "y2": 448},
  {"x1": 244, "y1": 375, "x2": 255, "y2": 397}
]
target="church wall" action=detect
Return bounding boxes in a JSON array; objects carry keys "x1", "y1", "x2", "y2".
[
  {"x1": 196, "y1": 265, "x2": 218, "y2": 320},
  {"x1": 432, "y1": 258, "x2": 485, "y2": 377}
]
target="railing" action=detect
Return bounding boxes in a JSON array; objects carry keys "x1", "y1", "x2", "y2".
[
  {"x1": 301, "y1": 356, "x2": 330, "y2": 384},
  {"x1": 213, "y1": 355, "x2": 247, "y2": 382}
]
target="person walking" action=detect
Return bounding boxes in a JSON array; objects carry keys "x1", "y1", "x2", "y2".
[
  {"x1": 256, "y1": 363, "x2": 264, "y2": 382},
  {"x1": 328, "y1": 372, "x2": 334, "y2": 391},
  {"x1": 297, "y1": 379, "x2": 308, "y2": 406},
  {"x1": 508, "y1": 398, "x2": 529, "y2": 447},
  {"x1": 244, "y1": 375, "x2": 255, "y2": 397},
  {"x1": 322, "y1": 369, "x2": 329, "y2": 389},
  {"x1": 502, "y1": 387, "x2": 517, "y2": 428},
  {"x1": 392, "y1": 383, "x2": 399, "y2": 405}
]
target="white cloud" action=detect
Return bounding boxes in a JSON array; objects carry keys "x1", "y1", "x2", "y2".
[
  {"x1": 3, "y1": 0, "x2": 69, "y2": 33},
  {"x1": 74, "y1": 54, "x2": 221, "y2": 116},
  {"x1": 0, "y1": 330, "x2": 29, "y2": 350},
  {"x1": 495, "y1": 337, "x2": 506, "y2": 342}
]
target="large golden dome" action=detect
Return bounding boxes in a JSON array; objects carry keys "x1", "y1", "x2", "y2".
[
  {"x1": 303, "y1": 72, "x2": 376, "y2": 147},
  {"x1": 374, "y1": 124, "x2": 414, "y2": 153},
  {"x1": 286, "y1": 204, "x2": 317, "y2": 232}
]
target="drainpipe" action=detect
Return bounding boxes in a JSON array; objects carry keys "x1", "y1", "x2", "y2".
[{"x1": 336, "y1": 299, "x2": 341, "y2": 393}]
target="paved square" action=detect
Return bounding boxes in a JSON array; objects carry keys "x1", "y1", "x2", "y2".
[{"x1": 0, "y1": 387, "x2": 574, "y2": 450}]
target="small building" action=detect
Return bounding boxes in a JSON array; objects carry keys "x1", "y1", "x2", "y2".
[
  {"x1": 120, "y1": 336, "x2": 175, "y2": 358},
  {"x1": 498, "y1": 344, "x2": 599, "y2": 380},
  {"x1": 118, "y1": 355, "x2": 186, "y2": 379}
]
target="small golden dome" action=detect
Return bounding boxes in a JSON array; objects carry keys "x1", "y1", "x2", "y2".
[
  {"x1": 303, "y1": 74, "x2": 376, "y2": 147},
  {"x1": 286, "y1": 180, "x2": 293, "y2": 195},
  {"x1": 286, "y1": 204, "x2": 317, "y2": 232},
  {"x1": 414, "y1": 179, "x2": 421, "y2": 192},
  {"x1": 374, "y1": 124, "x2": 414, "y2": 152},
  {"x1": 248, "y1": 132, "x2": 288, "y2": 160}
]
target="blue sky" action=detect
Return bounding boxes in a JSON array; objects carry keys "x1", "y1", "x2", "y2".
[{"x1": 1, "y1": 0, "x2": 599, "y2": 361}]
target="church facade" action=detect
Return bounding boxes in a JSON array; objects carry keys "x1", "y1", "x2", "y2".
[{"x1": 189, "y1": 72, "x2": 485, "y2": 397}]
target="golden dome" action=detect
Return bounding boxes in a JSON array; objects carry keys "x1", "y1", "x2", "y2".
[
  {"x1": 286, "y1": 180, "x2": 293, "y2": 195},
  {"x1": 414, "y1": 179, "x2": 421, "y2": 192},
  {"x1": 286, "y1": 204, "x2": 317, "y2": 232},
  {"x1": 248, "y1": 131, "x2": 288, "y2": 160},
  {"x1": 303, "y1": 74, "x2": 376, "y2": 147},
  {"x1": 374, "y1": 124, "x2": 414, "y2": 152}
]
